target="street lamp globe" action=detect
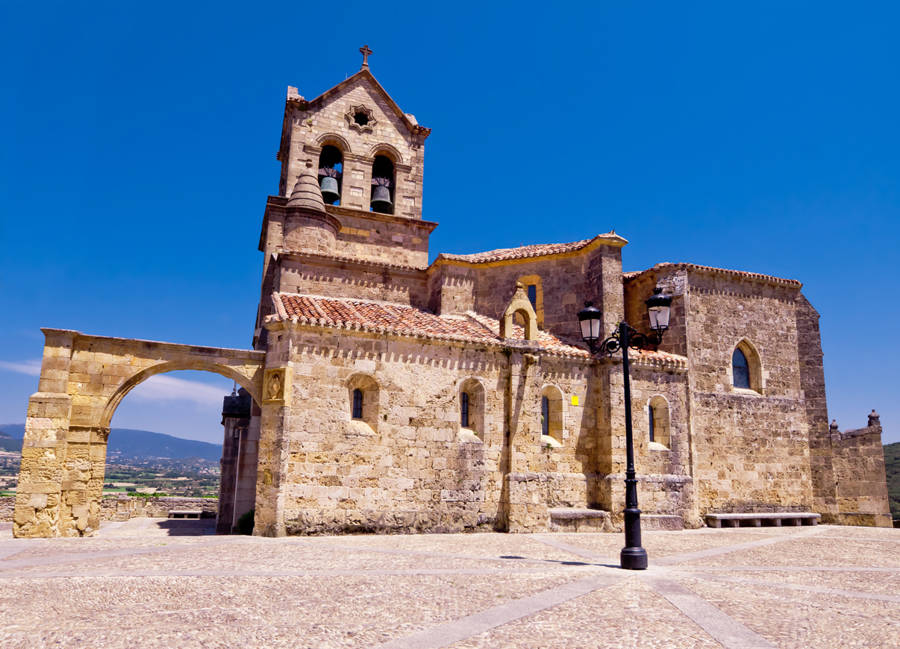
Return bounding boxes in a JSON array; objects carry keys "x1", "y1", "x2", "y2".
[
  {"x1": 577, "y1": 301, "x2": 603, "y2": 351},
  {"x1": 645, "y1": 288, "x2": 672, "y2": 334}
]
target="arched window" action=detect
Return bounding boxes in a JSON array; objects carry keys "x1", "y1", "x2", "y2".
[
  {"x1": 458, "y1": 378, "x2": 485, "y2": 439},
  {"x1": 460, "y1": 391, "x2": 470, "y2": 428},
  {"x1": 318, "y1": 145, "x2": 343, "y2": 205},
  {"x1": 730, "y1": 341, "x2": 763, "y2": 393},
  {"x1": 351, "y1": 388, "x2": 363, "y2": 419},
  {"x1": 347, "y1": 373, "x2": 379, "y2": 431},
  {"x1": 648, "y1": 396, "x2": 670, "y2": 449},
  {"x1": 370, "y1": 155, "x2": 394, "y2": 214},
  {"x1": 540, "y1": 385, "x2": 564, "y2": 445}
]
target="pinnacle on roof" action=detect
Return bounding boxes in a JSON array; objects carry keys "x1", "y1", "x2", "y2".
[{"x1": 287, "y1": 161, "x2": 325, "y2": 213}]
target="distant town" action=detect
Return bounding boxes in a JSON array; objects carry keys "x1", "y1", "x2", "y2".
[{"x1": 0, "y1": 425, "x2": 222, "y2": 499}]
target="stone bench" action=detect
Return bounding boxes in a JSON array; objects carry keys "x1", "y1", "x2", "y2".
[
  {"x1": 548, "y1": 508, "x2": 611, "y2": 533},
  {"x1": 167, "y1": 509, "x2": 203, "y2": 520},
  {"x1": 705, "y1": 512, "x2": 820, "y2": 528}
]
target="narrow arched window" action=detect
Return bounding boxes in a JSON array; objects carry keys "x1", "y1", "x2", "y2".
[
  {"x1": 541, "y1": 396, "x2": 549, "y2": 437},
  {"x1": 460, "y1": 392, "x2": 470, "y2": 428},
  {"x1": 648, "y1": 396, "x2": 670, "y2": 448},
  {"x1": 732, "y1": 349, "x2": 751, "y2": 389},
  {"x1": 370, "y1": 155, "x2": 395, "y2": 214},
  {"x1": 352, "y1": 388, "x2": 364, "y2": 419}
]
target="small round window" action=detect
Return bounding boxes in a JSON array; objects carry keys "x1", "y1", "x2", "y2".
[{"x1": 353, "y1": 111, "x2": 370, "y2": 126}]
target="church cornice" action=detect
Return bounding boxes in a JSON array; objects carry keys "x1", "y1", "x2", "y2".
[
  {"x1": 277, "y1": 250, "x2": 427, "y2": 275},
  {"x1": 624, "y1": 262, "x2": 802, "y2": 290}
]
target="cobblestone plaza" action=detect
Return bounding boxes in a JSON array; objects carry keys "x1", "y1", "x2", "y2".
[{"x1": 1, "y1": 521, "x2": 897, "y2": 648}]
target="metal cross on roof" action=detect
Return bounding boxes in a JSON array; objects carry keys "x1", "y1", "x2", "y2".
[{"x1": 359, "y1": 45, "x2": 373, "y2": 68}]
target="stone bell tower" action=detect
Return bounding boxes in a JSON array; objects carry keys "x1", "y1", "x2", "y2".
[
  {"x1": 253, "y1": 47, "x2": 436, "y2": 348},
  {"x1": 276, "y1": 45, "x2": 431, "y2": 220}
]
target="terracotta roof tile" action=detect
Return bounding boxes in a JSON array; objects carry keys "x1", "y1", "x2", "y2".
[
  {"x1": 270, "y1": 293, "x2": 689, "y2": 370},
  {"x1": 434, "y1": 232, "x2": 626, "y2": 265},
  {"x1": 270, "y1": 293, "x2": 591, "y2": 358}
]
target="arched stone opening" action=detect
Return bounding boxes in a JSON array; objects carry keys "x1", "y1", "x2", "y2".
[
  {"x1": 13, "y1": 329, "x2": 265, "y2": 538},
  {"x1": 459, "y1": 377, "x2": 486, "y2": 440},
  {"x1": 540, "y1": 384, "x2": 565, "y2": 445},
  {"x1": 729, "y1": 338, "x2": 764, "y2": 394},
  {"x1": 647, "y1": 395, "x2": 671, "y2": 449}
]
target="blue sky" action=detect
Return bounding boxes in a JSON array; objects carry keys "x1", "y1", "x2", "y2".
[{"x1": 1, "y1": 2, "x2": 898, "y2": 444}]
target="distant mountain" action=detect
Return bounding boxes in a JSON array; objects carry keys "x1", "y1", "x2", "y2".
[
  {"x1": 0, "y1": 424, "x2": 221, "y2": 461},
  {"x1": 885, "y1": 442, "x2": 899, "y2": 521},
  {"x1": 0, "y1": 428, "x2": 20, "y2": 452}
]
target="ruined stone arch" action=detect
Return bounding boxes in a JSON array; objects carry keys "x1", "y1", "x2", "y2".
[
  {"x1": 13, "y1": 329, "x2": 266, "y2": 539},
  {"x1": 729, "y1": 338, "x2": 764, "y2": 394}
]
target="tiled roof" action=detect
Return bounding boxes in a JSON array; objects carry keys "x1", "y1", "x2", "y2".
[
  {"x1": 269, "y1": 293, "x2": 689, "y2": 371},
  {"x1": 270, "y1": 293, "x2": 590, "y2": 358},
  {"x1": 434, "y1": 232, "x2": 627, "y2": 265},
  {"x1": 630, "y1": 347, "x2": 689, "y2": 372},
  {"x1": 624, "y1": 262, "x2": 802, "y2": 288}
]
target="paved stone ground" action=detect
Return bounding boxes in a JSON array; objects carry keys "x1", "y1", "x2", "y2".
[{"x1": 0, "y1": 520, "x2": 897, "y2": 649}]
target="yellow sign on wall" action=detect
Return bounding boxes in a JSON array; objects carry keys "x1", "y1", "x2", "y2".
[{"x1": 571, "y1": 395, "x2": 579, "y2": 406}]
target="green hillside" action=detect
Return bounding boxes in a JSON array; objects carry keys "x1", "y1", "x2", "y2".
[{"x1": 886, "y1": 442, "x2": 900, "y2": 521}]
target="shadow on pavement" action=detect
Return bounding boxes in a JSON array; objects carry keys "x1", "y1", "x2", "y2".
[{"x1": 154, "y1": 519, "x2": 217, "y2": 536}]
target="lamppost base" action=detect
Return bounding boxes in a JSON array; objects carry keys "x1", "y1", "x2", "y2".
[{"x1": 620, "y1": 546, "x2": 648, "y2": 570}]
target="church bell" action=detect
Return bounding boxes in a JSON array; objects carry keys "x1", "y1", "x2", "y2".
[
  {"x1": 320, "y1": 176, "x2": 340, "y2": 204},
  {"x1": 370, "y1": 182, "x2": 392, "y2": 213}
]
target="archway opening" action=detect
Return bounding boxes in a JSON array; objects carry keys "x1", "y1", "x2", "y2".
[{"x1": 105, "y1": 369, "x2": 260, "y2": 535}]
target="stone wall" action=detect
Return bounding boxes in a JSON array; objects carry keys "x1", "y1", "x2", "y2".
[
  {"x1": 278, "y1": 255, "x2": 428, "y2": 306},
  {"x1": 626, "y1": 266, "x2": 815, "y2": 515},
  {"x1": 684, "y1": 269, "x2": 815, "y2": 513},
  {"x1": 0, "y1": 496, "x2": 13, "y2": 522},
  {"x1": 261, "y1": 322, "x2": 629, "y2": 534},
  {"x1": 830, "y1": 415, "x2": 892, "y2": 527},
  {"x1": 2, "y1": 495, "x2": 217, "y2": 523},
  {"x1": 428, "y1": 242, "x2": 624, "y2": 345}
]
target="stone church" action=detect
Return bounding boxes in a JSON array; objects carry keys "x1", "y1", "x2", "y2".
[{"x1": 12, "y1": 50, "x2": 892, "y2": 538}]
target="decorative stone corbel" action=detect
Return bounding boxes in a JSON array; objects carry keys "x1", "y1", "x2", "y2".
[{"x1": 500, "y1": 282, "x2": 539, "y2": 341}]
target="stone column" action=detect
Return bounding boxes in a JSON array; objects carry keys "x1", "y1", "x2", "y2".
[
  {"x1": 253, "y1": 365, "x2": 291, "y2": 537},
  {"x1": 598, "y1": 359, "x2": 627, "y2": 529},
  {"x1": 504, "y1": 351, "x2": 549, "y2": 532},
  {"x1": 13, "y1": 329, "x2": 76, "y2": 538},
  {"x1": 58, "y1": 425, "x2": 109, "y2": 536}
]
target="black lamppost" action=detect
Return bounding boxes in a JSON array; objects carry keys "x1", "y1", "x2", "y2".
[{"x1": 577, "y1": 288, "x2": 672, "y2": 570}]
